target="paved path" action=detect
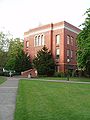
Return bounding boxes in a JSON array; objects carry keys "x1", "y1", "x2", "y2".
[
  {"x1": 0, "y1": 77, "x2": 19, "y2": 120},
  {"x1": 24, "y1": 78, "x2": 90, "y2": 84},
  {"x1": 0, "y1": 76, "x2": 89, "y2": 120}
]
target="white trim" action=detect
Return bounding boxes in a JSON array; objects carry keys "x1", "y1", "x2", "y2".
[
  {"x1": 64, "y1": 25, "x2": 79, "y2": 34},
  {"x1": 25, "y1": 28, "x2": 52, "y2": 37},
  {"x1": 53, "y1": 25, "x2": 64, "y2": 30},
  {"x1": 24, "y1": 25, "x2": 80, "y2": 37}
]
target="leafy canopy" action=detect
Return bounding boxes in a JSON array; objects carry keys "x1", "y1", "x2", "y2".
[
  {"x1": 5, "y1": 38, "x2": 32, "y2": 73},
  {"x1": 0, "y1": 31, "x2": 12, "y2": 68},
  {"x1": 77, "y1": 8, "x2": 90, "y2": 75}
]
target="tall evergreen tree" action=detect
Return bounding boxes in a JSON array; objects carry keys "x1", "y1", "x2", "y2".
[{"x1": 33, "y1": 46, "x2": 55, "y2": 76}]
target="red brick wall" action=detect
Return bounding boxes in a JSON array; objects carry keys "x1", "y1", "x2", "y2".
[
  {"x1": 24, "y1": 21, "x2": 81, "y2": 73},
  {"x1": 21, "y1": 69, "x2": 37, "y2": 77}
]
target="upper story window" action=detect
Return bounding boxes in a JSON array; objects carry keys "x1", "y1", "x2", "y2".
[
  {"x1": 71, "y1": 36, "x2": 74, "y2": 46},
  {"x1": 56, "y1": 35, "x2": 60, "y2": 45},
  {"x1": 56, "y1": 48, "x2": 60, "y2": 59},
  {"x1": 38, "y1": 35, "x2": 41, "y2": 46},
  {"x1": 41, "y1": 35, "x2": 44, "y2": 46},
  {"x1": 34, "y1": 34, "x2": 45, "y2": 46},
  {"x1": 67, "y1": 35, "x2": 70, "y2": 44},
  {"x1": 26, "y1": 41, "x2": 29, "y2": 48},
  {"x1": 35, "y1": 36, "x2": 38, "y2": 46}
]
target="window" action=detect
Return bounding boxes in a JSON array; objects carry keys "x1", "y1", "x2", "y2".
[
  {"x1": 34, "y1": 34, "x2": 45, "y2": 46},
  {"x1": 38, "y1": 35, "x2": 41, "y2": 46},
  {"x1": 67, "y1": 35, "x2": 70, "y2": 44},
  {"x1": 56, "y1": 49, "x2": 60, "y2": 59},
  {"x1": 34, "y1": 36, "x2": 38, "y2": 46},
  {"x1": 55, "y1": 65, "x2": 60, "y2": 72},
  {"x1": 34, "y1": 54, "x2": 37, "y2": 57},
  {"x1": 41, "y1": 35, "x2": 44, "y2": 45},
  {"x1": 71, "y1": 36, "x2": 74, "y2": 46},
  {"x1": 71, "y1": 50, "x2": 73, "y2": 58},
  {"x1": 26, "y1": 41, "x2": 29, "y2": 48},
  {"x1": 67, "y1": 49, "x2": 70, "y2": 56},
  {"x1": 27, "y1": 52, "x2": 30, "y2": 57},
  {"x1": 56, "y1": 35, "x2": 60, "y2": 45}
]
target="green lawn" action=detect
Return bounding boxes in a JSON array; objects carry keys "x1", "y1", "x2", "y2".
[
  {"x1": 35, "y1": 77, "x2": 90, "y2": 82},
  {"x1": 14, "y1": 80, "x2": 90, "y2": 120},
  {"x1": 0, "y1": 76, "x2": 6, "y2": 84}
]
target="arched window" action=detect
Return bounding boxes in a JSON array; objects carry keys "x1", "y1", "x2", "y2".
[
  {"x1": 41, "y1": 35, "x2": 44, "y2": 46},
  {"x1": 34, "y1": 36, "x2": 38, "y2": 46},
  {"x1": 38, "y1": 35, "x2": 41, "y2": 46},
  {"x1": 67, "y1": 35, "x2": 70, "y2": 44},
  {"x1": 71, "y1": 36, "x2": 74, "y2": 46},
  {"x1": 34, "y1": 34, "x2": 45, "y2": 46}
]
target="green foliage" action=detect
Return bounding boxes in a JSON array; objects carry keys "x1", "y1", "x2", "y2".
[
  {"x1": 77, "y1": 8, "x2": 90, "y2": 75},
  {"x1": 0, "y1": 31, "x2": 11, "y2": 68},
  {"x1": 0, "y1": 31, "x2": 11, "y2": 51},
  {"x1": 33, "y1": 46, "x2": 55, "y2": 76},
  {"x1": 0, "y1": 50, "x2": 8, "y2": 68},
  {"x1": 5, "y1": 38, "x2": 23, "y2": 71},
  {"x1": 0, "y1": 76, "x2": 6, "y2": 84},
  {"x1": 54, "y1": 72, "x2": 65, "y2": 77},
  {"x1": 14, "y1": 50, "x2": 32, "y2": 74},
  {"x1": 5, "y1": 38, "x2": 32, "y2": 74}
]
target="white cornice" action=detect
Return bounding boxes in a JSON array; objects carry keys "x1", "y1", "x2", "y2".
[
  {"x1": 24, "y1": 25, "x2": 80, "y2": 37},
  {"x1": 64, "y1": 25, "x2": 79, "y2": 34}
]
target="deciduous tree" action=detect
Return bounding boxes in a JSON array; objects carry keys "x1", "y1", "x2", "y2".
[
  {"x1": 0, "y1": 31, "x2": 11, "y2": 68},
  {"x1": 5, "y1": 38, "x2": 32, "y2": 74},
  {"x1": 77, "y1": 8, "x2": 90, "y2": 75}
]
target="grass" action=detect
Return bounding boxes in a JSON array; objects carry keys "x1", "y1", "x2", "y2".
[
  {"x1": 0, "y1": 76, "x2": 6, "y2": 84},
  {"x1": 33, "y1": 77, "x2": 90, "y2": 82},
  {"x1": 14, "y1": 80, "x2": 90, "y2": 120}
]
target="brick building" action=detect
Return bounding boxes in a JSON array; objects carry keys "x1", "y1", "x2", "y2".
[{"x1": 24, "y1": 21, "x2": 80, "y2": 74}]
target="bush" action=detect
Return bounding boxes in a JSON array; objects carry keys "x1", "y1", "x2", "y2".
[
  {"x1": 0, "y1": 71, "x2": 4, "y2": 76},
  {"x1": 3, "y1": 72, "x2": 10, "y2": 77},
  {"x1": 54, "y1": 72, "x2": 65, "y2": 77}
]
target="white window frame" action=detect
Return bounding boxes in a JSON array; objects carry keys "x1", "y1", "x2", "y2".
[
  {"x1": 67, "y1": 35, "x2": 70, "y2": 44},
  {"x1": 34, "y1": 34, "x2": 45, "y2": 47},
  {"x1": 71, "y1": 36, "x2": 74, "y2": 46},
  {"x1": 56, "y1": 34, "x2": 60, "y2": 45},
  {"x1": 34, "y1": 36, "x2": 38, "y2": 46},
  {"x1": 56, "y1": 48, "x2": 60, "y2": 59},
  {"x1": 41, "y1": 34, "x2": 45, "y2": 46},
  {"x1": 71, "y1": 50, "x2": 73, "y2": 58},
  {"x1": 26, "y1": 41, "x2": 29, "y2": 48},
  {"x1": 38, "y1": 35, "x2": 41, "y2": 46}
]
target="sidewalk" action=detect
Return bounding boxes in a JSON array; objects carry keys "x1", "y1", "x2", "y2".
[
  {"x1": 23, "y1": 78, "x2": 90, "y2": 84},
  {"x1": 0, "y1": 77, "x2": 19, "y2": 120}
]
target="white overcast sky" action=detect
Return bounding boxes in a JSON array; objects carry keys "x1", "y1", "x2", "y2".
[{"x1": 0, "y1": 0, "x2": 90, "y2": 38}]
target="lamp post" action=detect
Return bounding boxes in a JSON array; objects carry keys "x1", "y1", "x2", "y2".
[{"x1": 67, "y1": 59, "x2": 70, "y2": 81}]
